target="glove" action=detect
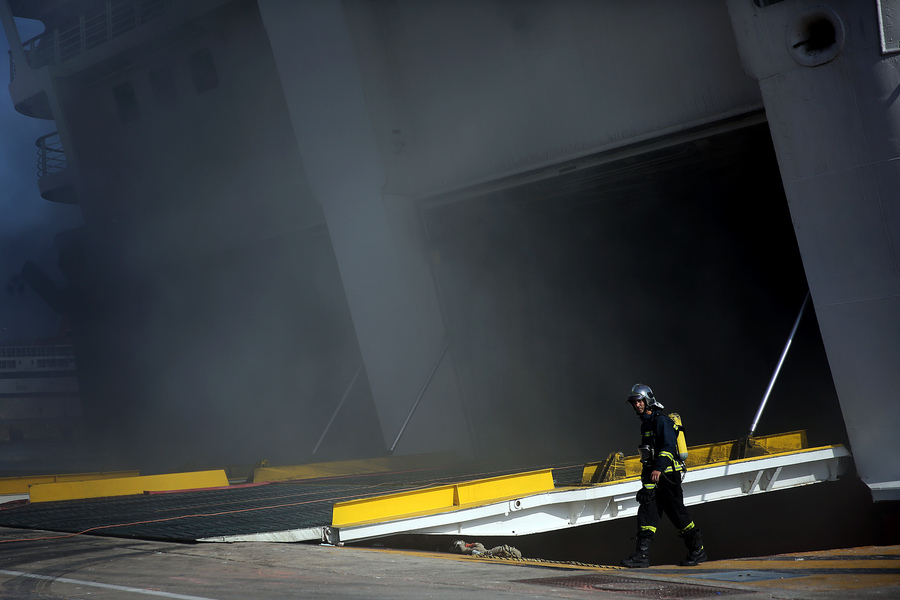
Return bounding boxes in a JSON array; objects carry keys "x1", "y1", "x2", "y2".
[{"x1": 636, "y1": 487, "x2": 655, "y2": 505}]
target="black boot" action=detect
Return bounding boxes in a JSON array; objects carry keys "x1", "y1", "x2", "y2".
[
  {"x1": 621, "y1": 534, "x2": 653, "y2": 568},
  {"x1": 680, "y1": 528, "x2": 708, "y2": 566}
]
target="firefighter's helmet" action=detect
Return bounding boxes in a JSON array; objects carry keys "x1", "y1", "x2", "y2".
[{"x1": 627, "y1": 384, "x2": 664, "y2": 410}]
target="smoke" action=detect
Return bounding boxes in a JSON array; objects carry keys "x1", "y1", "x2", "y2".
[
  {"x1": 0, "y1": 5, "x2": 389, "y2": 473},
  {"x1": 2, "y1": 5, "x2": 843, "y2": 479},
  {"x1": 1, "y1": 23, "x2": 82, "y2": 343},
  {"x1": 424, "y1": 123, "x2": 844, "y2": 466}
]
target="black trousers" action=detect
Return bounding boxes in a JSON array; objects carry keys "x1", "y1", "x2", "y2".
[{"x1": 636, "y1": 471, "x2": 694, "y2": 536}]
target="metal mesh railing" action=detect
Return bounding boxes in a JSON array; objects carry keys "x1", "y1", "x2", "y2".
[
  {"x1": 10, "y1": 0, "x2": 173, "y2": 81},
  {"x1": 36, "y1": 131, "x2": 66, "y2": 178}
]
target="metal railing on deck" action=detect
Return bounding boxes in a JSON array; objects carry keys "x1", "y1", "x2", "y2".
[
  {"x1": 9, "y1": 0, "x2": 173, "y2": 82},
  {"x1": 36, "y1": 131, "x2": 66, "y2": 178}
]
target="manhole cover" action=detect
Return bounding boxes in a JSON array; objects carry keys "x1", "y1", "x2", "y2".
[
  {"x1": 683, "y1": 570, "x2": 806, "y2": 583},
  {"x1": 521, "y1": 574, "x2": 746, "y2": 598}
]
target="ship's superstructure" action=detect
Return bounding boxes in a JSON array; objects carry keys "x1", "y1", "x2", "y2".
[
  {"x1": 2, "y1": 0, "x2": 898, "y2": 501},
  {"x1": 0, "y1": 338, "x2": 82, "y2": 443}
]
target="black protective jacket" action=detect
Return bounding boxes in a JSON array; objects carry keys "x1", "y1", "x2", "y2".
[{"x1": 639, "y1": 409, "x2": 684, "y2": 486}]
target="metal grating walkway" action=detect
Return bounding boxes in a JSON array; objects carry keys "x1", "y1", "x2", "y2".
[
  {"x1": 0, "y1": 438, "x2": 849, "y2": 546},
  {"x1": 0, "y1": 462, "x2": 586, "y2": 543}
]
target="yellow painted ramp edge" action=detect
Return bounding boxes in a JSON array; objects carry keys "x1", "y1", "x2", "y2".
[
  {"x1": 582, "y1": 430, "x2": 810, "y2": 484},
  {"x1": 0, "y1": 471, "x2": 140, "y2": 495},
  {"x1": 249, "y1": 452, "x2": 458, "y2": 483},
  {"x1": 332, "y1": 469, "x2": 554, "y2": 528},
  {"x1": 28, "y1": 470, "x2": 229, "y2": 503}
]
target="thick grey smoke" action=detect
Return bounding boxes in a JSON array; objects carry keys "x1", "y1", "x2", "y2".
[
  {"x1": 1, "y1": 22, "x2": 82, "y2": 342},
  {"x1": 424, "y1": 124, "x2": 845, "y2": 465},
  {"x1": 1, "y1": 6, "x2": 844, "y2": 479},
  {"x1": 1, "y1": 11, "x2": 383, "y2": 473}
]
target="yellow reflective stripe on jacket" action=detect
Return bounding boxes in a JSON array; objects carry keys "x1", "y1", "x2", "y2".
[{"x1": 659, "y1": 450, "x2": 684, "y2": 473}]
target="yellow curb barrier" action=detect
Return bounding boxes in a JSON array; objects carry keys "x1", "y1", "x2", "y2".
[
  {"x1": 582, "y1": 430, "x2": 809, "y2": 484},
  {"x1": 332, "y1": 469, "x2": 554, "y2": 528},
  {"x1": 28, "y1": 470, "x2": 229, "y2": 503},
  {"x1": 248, "y1": 452, "x2": 458, "y2": 483},
  {"x1": 0, "y1": 471, "x2": 140, "y2": 495}
]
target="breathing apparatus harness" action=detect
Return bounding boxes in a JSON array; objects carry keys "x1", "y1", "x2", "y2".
[
  {"x1": 627, "y1": 384, "x2": 689, "y2": 482},
  {"x1": 637, "y1": 411, "x2": 687, "y2": 484}
]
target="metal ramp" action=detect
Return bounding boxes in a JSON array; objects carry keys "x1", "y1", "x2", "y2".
[
  {"x1": 0, "y1": 431, "x2": 850, "y2": 544},
  {"x1": 322, "y1": 431, "x2": 850, "y2": 544}
]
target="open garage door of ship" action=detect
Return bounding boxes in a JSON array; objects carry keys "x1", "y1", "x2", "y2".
[{"x1": 419, "y1": 118, "x2": 846, "y2": 464}]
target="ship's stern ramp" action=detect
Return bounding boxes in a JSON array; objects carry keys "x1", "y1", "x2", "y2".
[{"x1": 326, "y1": 432, "x2": 850, "y2": 544}]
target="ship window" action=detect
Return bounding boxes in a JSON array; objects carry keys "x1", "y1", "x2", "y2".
[
  {"x1": 149, "y1": 67, "x2": 178, "y2": 106},
  {"x1": 113, "y1": 81, "x2": 141, "y2": 122},
  {"x1": 188, "y1": 47, "x2": 218, "y2": 93}
]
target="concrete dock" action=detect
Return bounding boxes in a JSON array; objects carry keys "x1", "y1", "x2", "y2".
[{"x1": 0, "y1": 525, "x2": 897, "y2": 599}]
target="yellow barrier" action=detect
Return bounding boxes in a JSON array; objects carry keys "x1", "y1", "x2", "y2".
[
  {"x1": 0, "y1": 471, "x2": 140, "y2": 495},
  {"x1": 582, "y1": 430, "x2": 809, "y2": 484},
  {"x1": 332, "y1": 469, "x2": 554, "y2": 528},
  {"x1": 454, "y1": 470, "x2": 553, "y2": 505},
  {"x1": 28, "y1": 470, "x2": 229, "y2": 503},
  {"x1": 686, "y1": 430, "x2": 807, "y2": 467},
  {"x1": 333, "y1": 485, "x2": 457, "y2": 527},
  {"x1": 249, "y1": 452, "x2": 458, "y2": 483}
]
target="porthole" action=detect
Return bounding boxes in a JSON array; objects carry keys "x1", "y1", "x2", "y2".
[{"x1": 787, "y1": 6, "x2": 845, "y2": 67}]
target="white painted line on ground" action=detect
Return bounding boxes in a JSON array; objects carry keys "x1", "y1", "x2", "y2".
[{"x1": 0, "y1": 569, "x2": 219, "y2": 600}]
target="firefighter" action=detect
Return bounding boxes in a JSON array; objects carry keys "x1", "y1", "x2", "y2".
[{"x1": 620, "y1": 384, "x2": 708, "y2": 568}]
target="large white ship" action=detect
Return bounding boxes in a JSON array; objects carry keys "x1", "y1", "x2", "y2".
[{"x1": 0, "y1": 0, "x2": 897, "y2": 506}]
